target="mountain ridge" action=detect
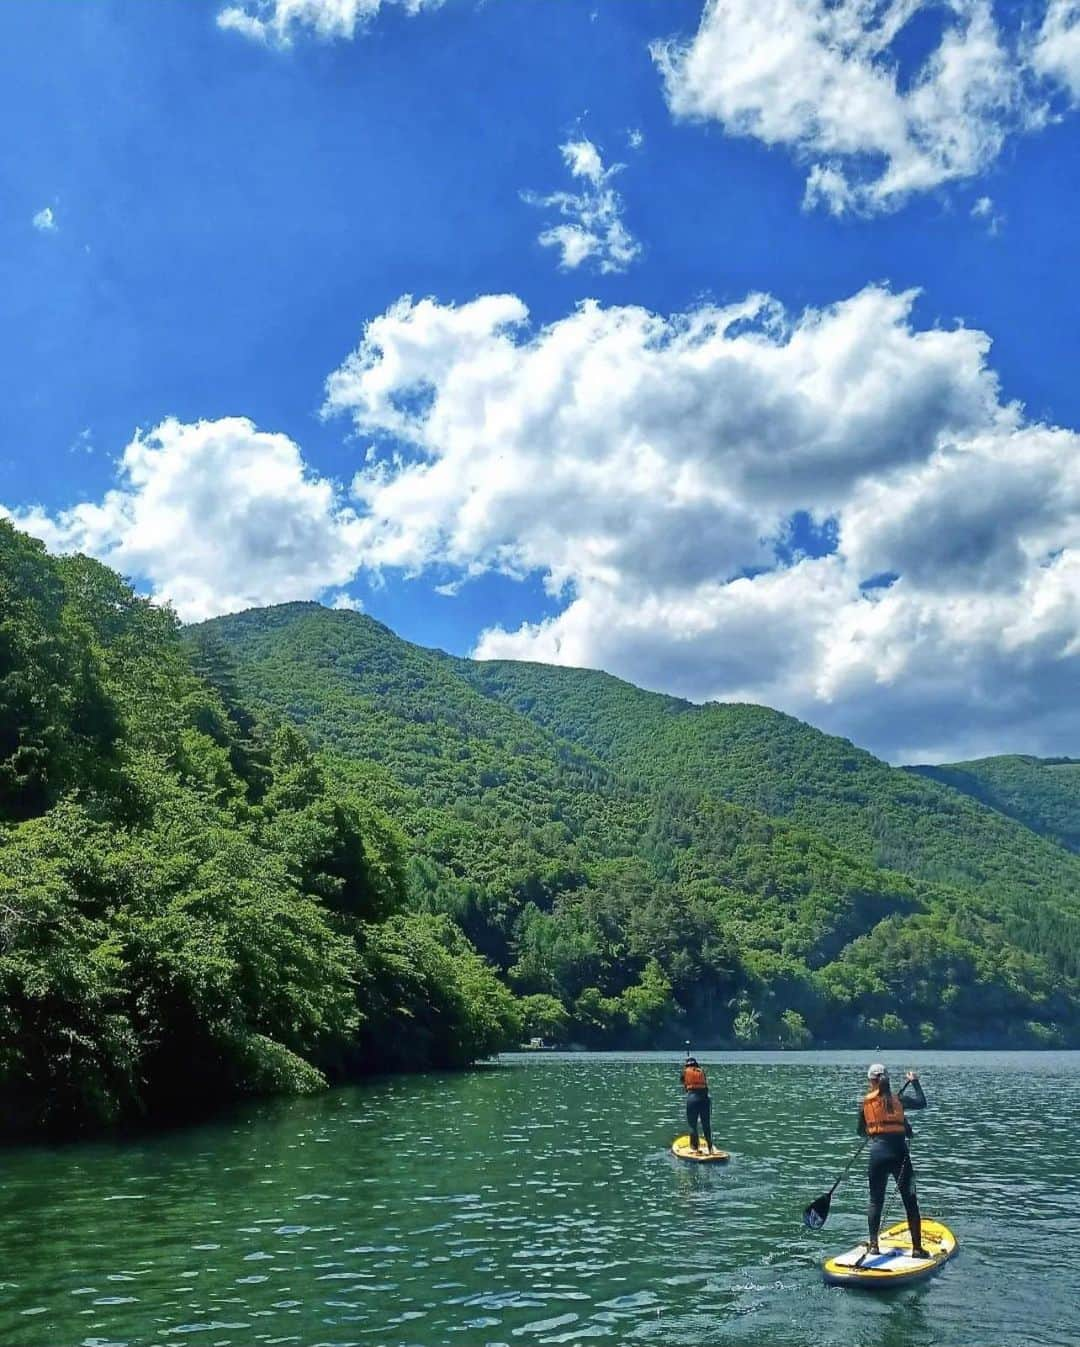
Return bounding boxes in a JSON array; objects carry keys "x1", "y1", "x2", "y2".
[
  {"x1": 198, "y1": 601, "x2": 1080, "y2": 1047},
  {"x1": 908, "y1": 755, "x2": 1080, "y2": 855},
  {"x1": 462, "y1": 657, "x2": 1080, "y2": 971}
]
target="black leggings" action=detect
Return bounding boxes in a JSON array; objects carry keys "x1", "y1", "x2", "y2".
[
  {"x1": 685, "y1": 1092, "x2": 712, "y2": 1148},
  {"x1": 868, "y1": 1144, "x2": 922, "y2": 1247}
]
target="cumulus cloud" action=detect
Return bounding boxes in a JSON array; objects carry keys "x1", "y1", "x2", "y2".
[
  {"x1": 12, "y1": 287, "x2": 1080, "y2": 759},
  {"x1": 651, "y1": 0, "x2": 1068, "y2": 215},
  {"x1": 523, "y1": 137, "x2": 642, "y2": 273},
  {"x1": 32, "y1": 207, "x2": 57, "y2": 232},
  {"x1": 322, "y1": 287, "x2": 1080, "y2": 761},
  {"x1": 329, "y1": 589, "x2": 365, "y2": 610},
  {"x1": 217, "y1": 0, "x2": 442, "y2": 47},
  {"x1": 4, "y1": 417, "x2": 366, "y2": 622},
  {"x1": 1031, "y1": 0, "x2": 1080, "y2": 100}
]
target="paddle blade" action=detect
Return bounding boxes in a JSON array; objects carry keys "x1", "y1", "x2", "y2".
[{"x1": 803, "y1": 1193, "x2": 832, "y2": 1230}]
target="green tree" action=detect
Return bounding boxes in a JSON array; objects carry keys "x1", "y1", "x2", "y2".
[
  {"x1": 0, "y1": 524, "x2": 517, "y2": 1136},
  {"x1": 618, "y1": 960, "x2": 675, "y2": 1043},
  {"x1": 733, "y1": 1001, "x2": 762, "y2": 1043},
  {"x1": 520, "y1": 994, "x2": 570, "y2": 1042},
  {"x1": 0, "y1": 523, "x2": 120, "y2": 821},
  {"x1": 780, "y1": 1009, "x2": 812, "y2": 1047}
]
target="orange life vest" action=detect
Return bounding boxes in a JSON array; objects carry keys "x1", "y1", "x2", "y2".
[
  {"x1": 682, "y1": 1065, "x2": 708, "y2": 1091},
  {"x1": 863, "y1": 1088, "x2": 906, "y2": 1136}
]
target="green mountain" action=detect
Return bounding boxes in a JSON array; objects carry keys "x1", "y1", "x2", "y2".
[
  {"x1": 0, "y1": 524, "x2": 518, "y2": 1136},
  {"x1": 200, "y1": 602, "x2": 1080, "y2": 1050},
  {"x1": 461, "y1": 661, "x2": 1080, "y2": 983},
  {"x1": 11, "y1": 533, "x2": 1076, "y2": 1135},
  {"x1": 909, "y1": 756, "x2": 1080, "y2": 855}
]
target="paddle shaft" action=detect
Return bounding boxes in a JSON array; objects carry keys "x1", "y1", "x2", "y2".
[{"x1": 828, "y1": 1137, "x2": 868, "y2": 1197}]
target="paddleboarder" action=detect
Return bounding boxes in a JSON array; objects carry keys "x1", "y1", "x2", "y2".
[
  {"x1": 860, "y1": 1063, "x2": 929, "y2": 1257},
  {"x1": 680, "y1": 1055, "x2": 717, "y2": 1154}
]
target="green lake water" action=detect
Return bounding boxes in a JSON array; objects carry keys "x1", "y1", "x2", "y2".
[{"x1": 2, "y1": 1050, "x2": 1078, "y2": 1347}]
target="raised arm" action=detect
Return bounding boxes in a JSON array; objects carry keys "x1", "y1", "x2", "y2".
[{"x1": 903, "y1": 1073, "x2": 927, "y2": 1111}]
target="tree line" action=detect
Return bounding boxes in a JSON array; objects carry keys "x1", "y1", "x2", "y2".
[
  {"x1": 5, "y1": 518, "x2": 1079, "y2": 1135},
  {"x1": 0, "y1": 522, "x2": 518, "y2": 1135}
]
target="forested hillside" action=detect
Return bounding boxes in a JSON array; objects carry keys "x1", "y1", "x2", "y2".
[
  {"x1": 909, "y1": 756, "x2": 1080, "y2": 855},
  {"x1": 6, "y1": 527, "x2": 1078, "y2": 1141},
  {"x1": 0, "y1": 524, "x2": 518, "y2": 1136},
  {"x1": 462, "y1": 662, "x2": 1080, "y2": 986},
  {"x1": 202, "y1": 603, "x2": 1080, "y2": 1052},
  {"x1": 465, "y1": 663, "x2": 1080, "y2": 880}
]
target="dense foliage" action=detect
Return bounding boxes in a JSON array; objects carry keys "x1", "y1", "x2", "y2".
[
  {"x1": 201, "y1": 603, "x2": 1080, "y2": 1051},
  {"x1": 463, "y1": 662, "x2": 1080, "y2": 984},
  {"x1": 0, "y1": 524, "x2": 518, "y2": 1135},
  {"x1": 910, "y1": 755, "x2": 1080, "y2": 855},
  {"x1": 6, "y1": 519, "x2": 1079, "y2": 1140}
]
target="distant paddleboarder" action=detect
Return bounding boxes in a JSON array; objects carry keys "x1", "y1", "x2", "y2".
[
  {"x1": 860, "y1": 1063, "x2": 929, "y2": 1257},
  {"x1": 680, "y1": 1055, "x2": 718, "y2": 1154}
]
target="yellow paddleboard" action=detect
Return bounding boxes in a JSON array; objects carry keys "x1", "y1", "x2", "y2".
[
  {"x1": 823, "y1": 1218, "x2": 957, "y2": 1288},
  {"x1": 670, "y1": 1133, "x2": 730, "y2": 1163}
]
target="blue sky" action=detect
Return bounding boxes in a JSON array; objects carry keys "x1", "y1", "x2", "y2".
[{"x1": 4, "y1": 0, "x2": 1080, "y2": 761}]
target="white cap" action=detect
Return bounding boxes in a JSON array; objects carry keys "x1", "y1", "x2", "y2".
[{"x1": 867, "y1": 1062, "x2": 888, "y2": 1079}]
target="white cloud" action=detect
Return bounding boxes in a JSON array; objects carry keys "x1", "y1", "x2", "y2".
[
  {"x1": 651, "y1": 0, "x2": 1063, "y2": 215},
  {"x1": 217, "y1": 0, "x2": 442, "y2": 47},
  {"x1": 12, "y1": 286, "x2": 1080, "y2": 760},
  {"x1": 1031, "y1": 0, "x2": 1080, "y2": 100},
  {"x1": 628, "y1": 128, "x2": 645, "y2": 150},
  {"x1": 329, "y1": 589, "x2": 365, "y2": 610},
  {"x1": 971, "y1": 193, "x2": 1004, "y2": 233},
  {"x1": 4, "y1": 417, "x2": 366, "y2": 622},
  {"x1": 523, "y1": 137, "x2": 642, "y2": 273},
  {"x1": 321, "y1": 287, "x2": 1080, "y2": 761},
  {"x1": 32, "y1": 207, "x2": 57, "y2": 232}
]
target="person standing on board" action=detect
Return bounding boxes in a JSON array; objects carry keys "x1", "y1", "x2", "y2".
[
  {"x1": 680, "y1": 1056, "x2": 717, "y2": 1154},
  {"x1": 859, "y1": 1063, "x2": 929, "y2": 1257}
]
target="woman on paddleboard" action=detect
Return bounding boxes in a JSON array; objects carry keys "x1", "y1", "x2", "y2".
[
  {"x1": 859, "y1": 1063, "x2": 929, "y2": 1258},
  {"x1": 680, "y1": 1056, "x2": 717, "y2": 1154}
]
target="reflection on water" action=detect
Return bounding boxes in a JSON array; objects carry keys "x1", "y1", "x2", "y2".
[{"x1": 1, "y1": 1050, "x2": 1078, "y2": 1346}]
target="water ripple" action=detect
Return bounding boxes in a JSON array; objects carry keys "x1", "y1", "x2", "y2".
[{"x1": 0, "y1": 1050, "x2": 1078, "y2": 1345}]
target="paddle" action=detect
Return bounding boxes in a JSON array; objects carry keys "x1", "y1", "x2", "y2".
[{"x1": 802, "y1": 1077, "x2": 914, "y2": 1230}]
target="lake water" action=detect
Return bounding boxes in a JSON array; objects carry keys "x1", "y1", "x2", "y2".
[{"x1": 2, "y1": 1050, "x2": 1078, "y2": 1347}]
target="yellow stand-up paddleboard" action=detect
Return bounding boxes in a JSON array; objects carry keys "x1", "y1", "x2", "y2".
[
  {"x1": 670, "y1": 1134, "x2": 730, "y2": 1163},
  {"x1": 823, "y1": 1219, "x2": 957, "y2": 1288}
]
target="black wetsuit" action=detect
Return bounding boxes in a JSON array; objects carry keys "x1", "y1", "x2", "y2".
[
  {"x1": 681, "y1": 1069, "x2": 713, "y2": 1149},
  {"x1": 857, "y1": 1079, "x2": 927, "y2": 1248}
]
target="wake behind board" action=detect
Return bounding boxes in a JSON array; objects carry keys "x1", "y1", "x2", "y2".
[
  {"x1": 823, "y1": 1219, "x2": 957, "y2": 1288},
  {"x1": 671, "y1": 1134, "x2": 730, "y2": 1163}
]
